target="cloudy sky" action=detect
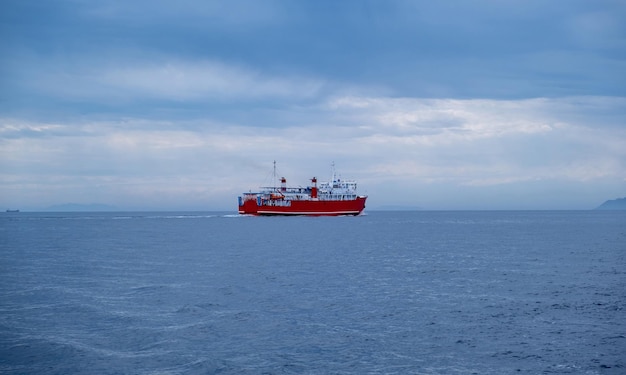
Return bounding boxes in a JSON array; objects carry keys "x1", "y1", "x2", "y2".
[{"x1": 1, "y1": 0, "x2": 625, "y2": 211}]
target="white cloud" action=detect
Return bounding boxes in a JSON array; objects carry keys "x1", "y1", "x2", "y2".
[
  {"x1": 1, "y1": 95, "x2": 624, "y2": 210},
  {"x1": 99, "y1": 61, "x2": 324, "y2": 100},
  {"x1": 327, "y1": 96, "x2": 563, "y2": 144},
  {"x1": 26, "y1": 59, "x2": 325, "y2": 103}
]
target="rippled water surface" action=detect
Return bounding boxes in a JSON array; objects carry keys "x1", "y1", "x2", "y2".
[{"x1": 1, "y1": 211, "x2": 625, "y2": 374}]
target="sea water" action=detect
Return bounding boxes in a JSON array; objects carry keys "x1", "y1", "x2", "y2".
[{"x1": 0, "y1": 211, "x2": 624, "y2": 374}]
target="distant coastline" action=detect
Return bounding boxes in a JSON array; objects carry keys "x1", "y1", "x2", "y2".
[
  {"x1": 595, "y1": 197, "x2": 626, "y2": 210},
  {"x1": 7, "y1": 200, "x2": 624, "y2": 212},
  {"x1": 43, "y1": 203, "x2": 118, "y2": 212},
  {"x1": 370, "y1": 205, "x2": 423, "y2": 211}
]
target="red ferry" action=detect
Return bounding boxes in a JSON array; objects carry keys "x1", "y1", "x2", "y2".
[{"x1": 238, "y1": 163, "x2": 367, "y2": 216}]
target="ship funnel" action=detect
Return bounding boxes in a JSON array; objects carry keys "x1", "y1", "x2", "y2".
[
  {"x1": 311, "y1": 177, "x2": 318, "y2": 199},
  {"x1": 281, "y1": 177, "x2": 287, "y2": 192}
]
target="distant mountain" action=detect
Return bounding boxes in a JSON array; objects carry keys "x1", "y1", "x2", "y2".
[
  {"x1": 44, "y1": 203, "x2": 118, "y2": 212},
  {"x1": 595, "y1": 197, "x2": 626, "y2": 210},
  {"x1": 370, "y1": 205, "x2": 423, "y2": 211}
]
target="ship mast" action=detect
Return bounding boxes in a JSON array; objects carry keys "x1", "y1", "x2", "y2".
[{"x1": 273, "y1": 160, "x2": 277, "y2": 191}]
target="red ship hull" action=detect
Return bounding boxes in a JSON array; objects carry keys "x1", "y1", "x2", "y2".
[{"x1": 239, "y1": 196, "x2": 366, "y2": 216}]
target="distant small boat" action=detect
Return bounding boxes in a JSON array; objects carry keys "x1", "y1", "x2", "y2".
[{"x1": 6, "y1": 209, "x2": 20, "y2": 213}]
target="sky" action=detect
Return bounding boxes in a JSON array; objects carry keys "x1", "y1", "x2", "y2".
[{"x1": 1, "y1": 0, "x2": 625, "y2": 211}]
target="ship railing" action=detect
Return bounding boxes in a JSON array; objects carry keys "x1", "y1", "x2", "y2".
[
  {"x1": 259, "y1": 187, "x2": 310, "y2": 194},
  {"x1": 317, "y1": 194, "x2": 358, "y2": 201},
  {"x1": 262, "y1": 199, "x2": 292, "y2": 207}
]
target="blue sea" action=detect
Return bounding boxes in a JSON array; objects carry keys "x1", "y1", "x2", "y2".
[{"x1": 1, "y1": 210, "x2": 624, "y2": 374}]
